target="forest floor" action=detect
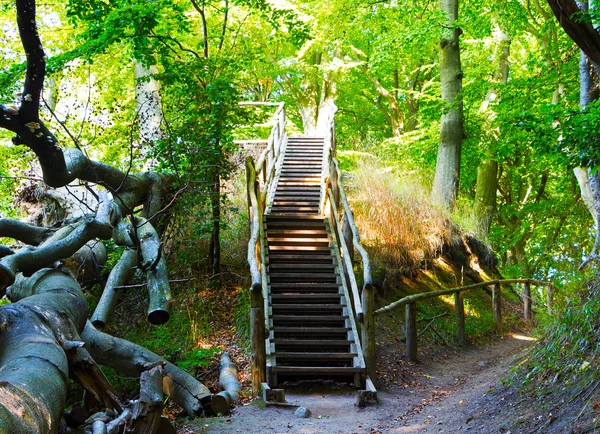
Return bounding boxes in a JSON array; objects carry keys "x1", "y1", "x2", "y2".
[{"x1": 180, "y1": 332, "x2": 542, "y2": 434}]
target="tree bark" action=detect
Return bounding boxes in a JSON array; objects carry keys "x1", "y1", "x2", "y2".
[
  {"x1": 474, "y1": 21, "x2": 509, "y2": 236},
  {"x1": 81, "y1": 322, "x2": 212, "y2": 416},
  {"x1": 431, "y1": 0, "x2": 463, "y2": 208},
  {"x1": 134, "y1": 62, "x2": 165, "y2": 151},
  {"x1": 0, "y1": 268, "x2": 88, "y2": 434}
]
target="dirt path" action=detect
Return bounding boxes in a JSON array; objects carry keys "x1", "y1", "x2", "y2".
[{"x1": 187, "y1": 334, "x2": 534, "y2": 434}]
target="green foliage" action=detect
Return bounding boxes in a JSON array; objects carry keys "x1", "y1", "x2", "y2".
[
  {"x1": 509, "y1": 293, "x2": 600, "y2": 404},
  {"x1": 559, "y1": 99, "x2": 600, "y2": 170},
  {"x1": 233, "y1": 288, "x2": 251, "y2": 349}
]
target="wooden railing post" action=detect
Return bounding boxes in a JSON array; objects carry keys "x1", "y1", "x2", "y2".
[
  {"x1": 523, "y1": 282, "x2": 532, "y2": 322},
  {"x1": 343, "y1": 212, "x2": 354, "y2": 265},
  {"x1": 362, "y1": 283, "x2": 376, "y2": 382},
  {"x1": 492, "y1": 283, "x2": 502, "y2": 334},
  {"x1": 546, "y1": 285, "x2": 553, "y2": 314},
  {"x1": 405, "y1": 302, "x2": 418, "y2": 363},
  {"x1": 455, "y1": 291, "x2": 466, "y2": 346},
  {"x1": 250, "y1": 284, "x2": 266, "y2": 396}
]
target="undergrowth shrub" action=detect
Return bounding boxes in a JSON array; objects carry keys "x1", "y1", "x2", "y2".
[
  {"x1": 350, "y1": 160, "x2": 452, "y2": 270},
  {"x1": 511, "y1": 294, "x2": 600, "y2": 400}
]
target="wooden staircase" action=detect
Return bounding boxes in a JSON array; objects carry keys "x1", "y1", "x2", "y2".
[
  {"x1": 245, "y1": 102, "x2": 375, "y2": 401},
  {"x1": 264, "y1": 137, "x2": 365, "y2": 387}
]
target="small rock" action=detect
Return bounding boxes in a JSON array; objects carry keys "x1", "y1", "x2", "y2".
[
  {"x1": 295, "y1": 407, "x2": 311, "y2": 418},
  {"x1": 478, "y1": 361, "x2": 489, "y2": 367}
]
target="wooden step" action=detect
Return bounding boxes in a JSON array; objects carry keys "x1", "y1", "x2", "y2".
[
  {"x1": 271, "y1": 303, "x2": 344, "y2": 310},
  {"x1": 267, "y1": 255, "x2": 333, "y2": 264},
  {"x1": 270, "y1": 293, "x2": 341, "y2": 301},
  {"x1": 269, "y1": 273, "x2": 336, "y2": 283},
  {"x1": 272, "y1": 192, "x2": 321, "y2": 198},
  {"x1": 268, "y1": 245, "x2": 330, "y2": 252},
  {"x1": 268, "y1": 262, "x2": 334, "y2": 269},
  {"x1": 273, "y1": 339, "x2": 352, "y2": 347},
  {"x1": 268, "y1": 236, "x2": 329, "y2": 244},
  {"x1": 273, "y1": 352, "x2": 357, "y2": 360},
  {"x1": 271, "y1": 366, "x2": 362, "y2": 374},
  {"x1": 272, "y1": 326, "x2": 351, "y2": 335},
  {"x1": 271, "y1": 315, "x2": 348, "y2": 322}
]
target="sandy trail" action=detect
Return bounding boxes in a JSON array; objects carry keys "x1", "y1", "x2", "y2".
[{"x1": 191, "y1": 334, "x2": 533, "y2": 434}]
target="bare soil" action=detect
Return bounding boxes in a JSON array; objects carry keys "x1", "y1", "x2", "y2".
[{"x1": 181, "y1": 333, "x2": 538, "y2": 433}]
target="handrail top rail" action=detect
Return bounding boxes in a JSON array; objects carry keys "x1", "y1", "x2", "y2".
[
  {"x1": 329, "y1": 156, "x2": 373, "y2": 290},
  {"x1": 375, "y1": 278, "x2": 556, "y2": 316},
  {"x1": 327, "y1": 186, "x2": 364, "y2": 320}
]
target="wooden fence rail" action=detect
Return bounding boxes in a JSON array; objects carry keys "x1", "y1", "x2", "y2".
[{"x1": 375, "y1": 279, "x2": 556, "y2": 363}]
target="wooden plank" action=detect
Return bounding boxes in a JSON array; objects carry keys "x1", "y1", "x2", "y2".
[
  {"x1": 273, "y1": 352, "x2": 357, "y2": 359},
  {"x1": 271, "y1": 303, "x2": 344, "y2": 310},
  {"x1": 268, "y1": 246, "x2": 330, "y2": 252},
  {"x1": 268, "y1": 263, "x2": 334, "y2": 269},
  {"x1": 269, "y1": 283, "x2": 340, "y2": 289},
  {"x1": 270, "y1": 294, "x2": 341, "y2": 301},
  {"x1": 406, "y1": 302, "x2": 418, "y2": 363},
  {"x1": 271, "y1": 366, "x2": 362, "y2": 374},
  {"x1": 272, "y1": 326, "x2": 351, "y2": 333},
  {"x1": 271, "y1": 315, "x2": 348, "y2": 322},
  {"x1": 272, "y1": 339, "x2": 353, "y2": 346}
]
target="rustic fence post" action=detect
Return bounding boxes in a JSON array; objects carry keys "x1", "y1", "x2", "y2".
[
  {"x1": 492, "y1": 283, "x2": 502, "y2": 334},
  {"x1": 455, "y1": 291, "x2": 466, "y2": 345},
  {"x1": 546, "y1": 285, "x2": 553, "y2": 314},
  {"x1": 405, "y1": 302, "x2": 418, "y2": 363},
  {"x1": 523, "y1": 282, "x2": 532, "y2": 322},
  {"x1": 362, "y1": 283, "x2": 376, "y2": 383},
  {"x1": 343, "y1": 213, "x2": 354, "y2": 265},
  {"x1": 250, "y1": 284, "x2": 266, "y2": 396}
]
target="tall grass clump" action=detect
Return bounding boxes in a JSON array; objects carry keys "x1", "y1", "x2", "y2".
[{"x1": 351, "y1": 161, "x2": 452, "y2": 271}]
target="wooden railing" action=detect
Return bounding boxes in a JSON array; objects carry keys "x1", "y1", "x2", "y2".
[
  {"x1": 322, "y1": 119, "x2": 376, "y2": 383},
  {"x1": 244, "y1": 102, "x2": 286, "y2": 395},
  {"x1": 374, "y1": 278, "x2": 556, "y2": 363}
]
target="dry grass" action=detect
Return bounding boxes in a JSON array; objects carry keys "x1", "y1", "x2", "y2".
[{"x1": 350, "y1": 162, "x2": 453, "y2": 271}]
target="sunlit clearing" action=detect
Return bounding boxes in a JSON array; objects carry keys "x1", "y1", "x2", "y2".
[{"x1": 510, "y1": 333, "x2": 537, "y2": 341}]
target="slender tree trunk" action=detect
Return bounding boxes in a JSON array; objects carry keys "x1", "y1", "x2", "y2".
[
  {"x1": 431, "y1": 0, "x2": 463, "y2": 208},
  {"x1": 209, "y1": 169, "x2": 221, "y2": 275},
  {"x1": 473, "y1": 21, "x2": 509, "y2": 236},
  {"x1": 474, "y1": 161, "x2": 498, "y2": 236}
]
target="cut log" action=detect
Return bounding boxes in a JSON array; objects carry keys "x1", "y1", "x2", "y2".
[
  {"x1": 130, "y1": 365, "x2": 164, "y2": 434},
  {"x1": 211, "y1": 352, "x2": 241, "y2": 414}
]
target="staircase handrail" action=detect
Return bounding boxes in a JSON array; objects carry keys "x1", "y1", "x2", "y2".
[
  {"x1": 322, "y1": 116, "x2": 376, "y2": 382},
  {"x1": 244, "y1": 101, "x2": 286, "y2": 395}
]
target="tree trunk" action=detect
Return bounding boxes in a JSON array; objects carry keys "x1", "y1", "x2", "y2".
[
  {"x1": 0, "y1": 269, "x2": 88, "y2": 434},
  {"x1": 209, "y1": 169, "x2": 221, "y2": 275},
  {"x1": 431, "y1": 0, "x2": 463, "y2": 208},
  {"x1": 473, "y1": 21, "x2": 509, "y2": 236},
  {"x1": 474, "y1": 160, "x2": 498, "y2": 236},
  {"x1": 134, "y1": 62, "x2": 165, "y2": 146}
]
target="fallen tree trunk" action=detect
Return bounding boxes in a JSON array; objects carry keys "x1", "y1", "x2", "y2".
[
  {"x1": 211, "y1": 352, "x2": 241, "y2": 414},
  {"x1": 0, "y1": 268, "x2": 87, "y2": 434},
  {"x1": 81, "y1": 322, "x2": 212, "y2": 416}
]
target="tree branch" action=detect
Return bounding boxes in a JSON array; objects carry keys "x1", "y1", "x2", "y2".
[{"x1": 547, "y1": 0, "x2": 600, "y2": 65}]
